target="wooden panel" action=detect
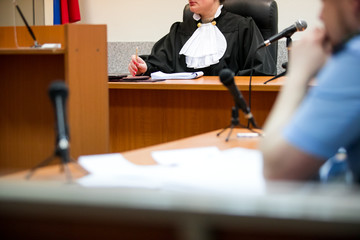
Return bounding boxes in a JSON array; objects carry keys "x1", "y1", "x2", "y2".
[
  {"x1": 0, "y1": 25, "x2": 65, "y2": 48},
  {"x1": 0, "y1": 54, "x2": 65, "y2": 171},
  {"x1": 65, "y1": 24, "x2": 109, "y2": 158},
  {"x1": 109, "y1": 88, "x2": 277, "y2": 153}
]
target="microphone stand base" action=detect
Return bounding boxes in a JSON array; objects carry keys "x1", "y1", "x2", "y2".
[
  {"x1": 26, "y1": 151, "x2": 88, "y2": 183},
  {"x1": 217, "y1": 123, "x2": 249, "y2": 142},
  {"x1": 217, "y1": 106, "x2": 250, "y2": 141}
]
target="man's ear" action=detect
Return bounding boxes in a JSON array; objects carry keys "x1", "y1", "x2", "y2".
[
  {"x1": 354, "y1": 0, "x2": 360, "y2": 12},
  {"x1": 347, "y1": 0, "x2": 360, "y2": 20}
]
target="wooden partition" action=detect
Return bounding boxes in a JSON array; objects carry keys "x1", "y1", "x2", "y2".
[
  {"x1": 0, "y1": 25, "x2": 109, "y2": 171},
  {"x1": 109, "y1": 76, "x2": 283, "y2": 152}
]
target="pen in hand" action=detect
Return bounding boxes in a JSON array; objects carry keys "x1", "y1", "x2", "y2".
[
  {"x1": 132, "y1": 47, "x2": 139, "y2": 76},
  {"x1": 129, "y1": 47, "x2": 147, "y2": 76}
]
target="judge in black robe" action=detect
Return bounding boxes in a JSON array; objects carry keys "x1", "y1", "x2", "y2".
[{"x1": 140, "y1": 8, "x2": 276, "y2": 76}]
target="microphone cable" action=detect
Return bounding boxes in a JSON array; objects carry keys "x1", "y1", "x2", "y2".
[
  {"x1": 247, "y1": 46, "x2": 262, "y2": 129},
  {"x1": 12, "y1": 0, "x2": 20, "y2": 48}
]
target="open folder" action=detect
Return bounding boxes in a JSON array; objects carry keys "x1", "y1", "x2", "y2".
[{"x1": 150, "y1": 71, "x2": 204, "y2": 80}]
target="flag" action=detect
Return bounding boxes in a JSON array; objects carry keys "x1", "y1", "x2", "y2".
[
  {"x1": 67, "y1": 0, "x2": 81, "y2": 23},
  {"x1": 53, "y1": 0, "x2": 61, "y2": 25},
  {"x1": 54, "y1": 0, "x2": 81, "y2": 25}
]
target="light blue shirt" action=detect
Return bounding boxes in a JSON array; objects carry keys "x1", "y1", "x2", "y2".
[{"x1": 284, "y1": 35, "x2": 360, "y2": 183}]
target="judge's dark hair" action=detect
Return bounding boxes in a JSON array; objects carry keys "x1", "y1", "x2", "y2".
[{"x1": 220, "y1": 0, "x2": 225, "y2": 3}]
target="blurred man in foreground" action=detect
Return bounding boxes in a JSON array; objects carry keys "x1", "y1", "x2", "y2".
[{"x1": 260, "y1": 0, "x2": 360, "y2": 183}]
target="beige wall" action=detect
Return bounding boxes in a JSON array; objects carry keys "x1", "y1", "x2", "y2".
[
  {"x1": 277, "y1": 0, "x2": 322, "y2": 40},
  {"x1": 76, "y1": 0, "x2": 323, "y2": 42},
  {"x1": 77, "y1": 0, "x2": 186, "y2": 42},
  {"x1": 0, "y1": 0, "x2": 44, "y2": 27},
  {"x1": 1, "y1": 0, "x2": 322, "y2": 42}
]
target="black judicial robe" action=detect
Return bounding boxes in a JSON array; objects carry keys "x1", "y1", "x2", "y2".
[{"x1": 144, "y1": 9, "x2": 276, "y2": 76}]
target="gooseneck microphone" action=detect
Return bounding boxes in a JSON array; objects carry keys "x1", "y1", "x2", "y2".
[
  {"x1": 219, "y1": 69, "x2": 258, "y2": 128},
  {"x1": 258, "y1": 20, "x2": 308, "y2": 49},
  {"x1": 15, "y1": 3, "x2": 41, "y2": 48},
  {"x1": 49, "y1": 81, "x2": 70, "y2": 163}
]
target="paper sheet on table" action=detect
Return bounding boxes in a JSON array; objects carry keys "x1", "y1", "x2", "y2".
[
  {"x1": 151, "y1": 146, "x2": 221, "y2": 166},
  {"x1": 150, "y1": 71, "x2": 204, "y2": 80},
  {"x1": 152, "y1": 147, "x2": 265, "y2": 194},
  {"x1": 76, "y1": 148, "x2": 265, "y2": 195},
  {"x1": 77, "y1": 153, "x2": 170, "y2": 189}
]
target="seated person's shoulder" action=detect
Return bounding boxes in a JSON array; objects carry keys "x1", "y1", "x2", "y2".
[
  {"x1": 177, "y1": 19, "x2": 198, "y2": 35},
  {"x1": 218, "y1": 11, "x2": 255, "y2": 32}
]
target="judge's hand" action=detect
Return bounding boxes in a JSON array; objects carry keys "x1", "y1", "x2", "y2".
[
  {"x1": 128, "y1": 55, "x2": 147, "y2": 76},
  {"x1": 287, "y1": 28, "x2": 332, "y2": 85}
]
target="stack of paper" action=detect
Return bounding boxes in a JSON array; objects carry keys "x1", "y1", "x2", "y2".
[{"x1": 150, "y1": 71, "x2": 204, "y2": 80}]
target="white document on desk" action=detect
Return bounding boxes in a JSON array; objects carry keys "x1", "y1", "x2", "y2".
[
  {"x1": 77, "y1": 153, "x2": 172, "y2": 189},
  {"x1": 152, "y1": 147, "x2": 265, "y2": 194},
  {"x1": 77, "y1": 148, "x2": 265, "y2": 195},
  {"x1": 151, "y1": 146, "x2": 221, "y2": 166},
  {"x1": 150, "y1": 71, "x2": 204, "y2": 80}
]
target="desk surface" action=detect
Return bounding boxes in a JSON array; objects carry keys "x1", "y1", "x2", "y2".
[
  {"x1": 1, "y1": 129, "x2": 360, "y2": 239},
  {"x1": 122, "y1": 128, "x2": 260, "y2": 165},
  {"x1": 108, "y1": 76, "x2": 285, "y2": 91},
  {"x1": 0, "y1": 48, "x2": 65, "y2": 55}
]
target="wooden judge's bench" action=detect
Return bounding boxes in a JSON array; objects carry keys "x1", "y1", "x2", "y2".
[
  {"x1": 108, "y1": 75, "x2": 283, "y2": 152},
  {"x1": 0, "y1": 24, "x2": 283, "y2": 172}
]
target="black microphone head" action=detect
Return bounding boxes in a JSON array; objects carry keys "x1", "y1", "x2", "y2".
[
  {"x1": 219, "y1": 68, "x2": 235, "y2": 86},
  {"x1": 48, "y1": 80, "x2": 68, "y2": 100},
  {"x1": 295, "y1": 20, "x2": 307, "y2": 32}
]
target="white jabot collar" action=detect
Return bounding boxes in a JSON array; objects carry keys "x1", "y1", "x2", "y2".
[{"x1": 180, "y1": 5, "x2": 227, "y2": 69}]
